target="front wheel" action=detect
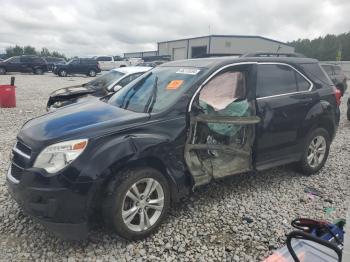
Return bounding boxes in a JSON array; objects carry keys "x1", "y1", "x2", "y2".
[
  {"x1": 59, "y1": 69, "x2": 67, "y2": 77},
  {"x1": 103, "y1": 167, "x2": 170, "y2": 240},
  {"x1": 297, "y1": 128, "x2": 330, "y2": 175},
  {"x1": 0, "y1": 67, "x2": 6, "y2": 75}
]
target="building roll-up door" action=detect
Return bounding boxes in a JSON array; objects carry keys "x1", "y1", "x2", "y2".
[{"x1": 173, "y1": 47, "x2": 186, "y2": 60}]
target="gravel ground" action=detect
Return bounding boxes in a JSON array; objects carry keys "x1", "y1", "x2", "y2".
[{"x1": 0, "y1": 74, "x2": 349, "y2": 261}]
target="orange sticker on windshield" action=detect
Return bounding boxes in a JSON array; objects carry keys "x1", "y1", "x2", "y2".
[{"x1": 166, "y1": 80, "x2": 184, "y2": 90}]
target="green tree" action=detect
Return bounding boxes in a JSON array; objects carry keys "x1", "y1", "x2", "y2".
[
  {"x1": 23, "y1": 45, "x2": 37, "y2": 55},
  {"x1": 288, "y1": 32, "x2": 350, "y2": 61},
  {"x1": 5, "y1": 45, "x2": 24, "y2": 57},
  {"x1": 40, "y1": 47, "x2": 51, "y2": 57}
]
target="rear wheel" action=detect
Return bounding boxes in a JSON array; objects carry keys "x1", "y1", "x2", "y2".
[
  {"x1": 298, "y1": 128, "x2": 330, "y2": 175},
  {"x1": 59, "y1": 69, "x2": 67, "y2": 77},
  {"x1": 0, "y1": 67, "x2": 6, "y2": 75},
  {"x1": 34, "y1": 68, "x2": 43, "y2": 75},
  {"x1": 103, "y1": 167, "x2": 170, "y2": 240},
  {"x1": 88, "y1": 69, "x2": 96, "y2": 77}
]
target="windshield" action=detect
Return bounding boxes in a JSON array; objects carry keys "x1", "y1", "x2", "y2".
[
  {"x1": 108, "y1": 66, "x2": 205, "y2": 113},
  {"x1": 85, "y1": 70, "x2": 125, "y2": 90}
]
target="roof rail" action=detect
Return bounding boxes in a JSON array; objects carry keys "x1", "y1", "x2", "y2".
[{"x1": 241, "y1": 52, "x2": 306, "y2": 58}]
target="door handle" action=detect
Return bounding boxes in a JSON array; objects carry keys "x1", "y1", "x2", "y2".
[{"x1": 295, "y1": 94, "x2": 313, "y2": 102}]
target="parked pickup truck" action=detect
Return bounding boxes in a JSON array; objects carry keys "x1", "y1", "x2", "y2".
[{"x1": 95, "y1": 56, "x2": 131, "y2": 70}]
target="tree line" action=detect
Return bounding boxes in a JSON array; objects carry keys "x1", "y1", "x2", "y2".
[
  {"x1": 288, "y1": 32, "x2": 350, "y2": 61},
  {"x1": 4, "y1": 45, "x2": 66, "y2": 59}
]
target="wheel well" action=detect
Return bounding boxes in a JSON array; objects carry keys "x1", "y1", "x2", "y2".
[
  {"x1": 100, "y1": 157, "x2": 180, "y2": 203},
  {"x1": 316, "y1": 118, "x2": 335, "y2": 139}
]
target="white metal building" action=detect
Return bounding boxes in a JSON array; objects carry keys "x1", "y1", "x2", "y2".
[
  {"x1": 124, "y1": 50, "x2": 158, "y2": 59},
  {"x1": 157, "y1": 35, "x2": 294, "y2": 60}
]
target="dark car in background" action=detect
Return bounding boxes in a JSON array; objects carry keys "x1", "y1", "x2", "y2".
[
  {"x1": 0, "y1": 55, "x2": 48, "y2": 75},
  {"x1": 44, "y1": 57, "x2": 66, "y2": 71},
  {"x1": 47, "y1": 66, "x2": 151, "y2": 110},
  {"x1": 7, "y1": 56, "x2": 340, "y2": 241},
  {"x1": 53, "y1": 58, "x2": 101, "y2": 77},
  {"x1": 321, "y1": 63, "x2": 347, "y2": 95}
]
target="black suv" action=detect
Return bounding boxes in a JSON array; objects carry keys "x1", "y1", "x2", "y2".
[
  {"x1": 7, "y1": 57, "x2": 340, "y2": 240},
  {"x1": 320, "y1": 63, "x2": 347, "y2": 95},
  {"x1": 0, "y1": 55, "x2": 48, "y2": 75},
  {"x1": 53, "y1": 58, "x2": 101, "y2": 77}
]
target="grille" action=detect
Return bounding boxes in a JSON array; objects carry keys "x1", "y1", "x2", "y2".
[
  {"x1": 16, "y1": 141, "x2": 32, "y2": 156},
  {"x1": 11, "y1": 163, "x2": 24, "y2": 181}
]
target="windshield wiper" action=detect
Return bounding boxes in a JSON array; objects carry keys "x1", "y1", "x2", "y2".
[
  {"x1": 120, "y1": 72, "x2": 153, "y2": 109},
  {"x1": 144, "y1": 76, "x2": 158, "y2": 113}
]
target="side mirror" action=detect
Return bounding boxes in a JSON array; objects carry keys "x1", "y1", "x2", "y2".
[{"x1": 113, "y1": 85, "x2": 123, "y2": 92}]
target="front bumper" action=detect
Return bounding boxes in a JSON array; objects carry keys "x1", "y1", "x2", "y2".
[{"x1": 6, "y1": 166, "x2": 92, "y2": 240}]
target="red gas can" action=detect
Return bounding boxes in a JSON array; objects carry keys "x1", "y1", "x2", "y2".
[{"x1": 0, "y1": 85, "x2": 16, "y2": 108}]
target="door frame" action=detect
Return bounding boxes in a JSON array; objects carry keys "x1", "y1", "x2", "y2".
[{"x1": 185, "y1": 62, "x2": 260, "y2": 187}]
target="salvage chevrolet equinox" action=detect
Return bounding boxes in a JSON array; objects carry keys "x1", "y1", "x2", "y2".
[{"x1": 7, "y1": 56, "x2": 340, "y2": 240}]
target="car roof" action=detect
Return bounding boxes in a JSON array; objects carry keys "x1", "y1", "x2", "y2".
[
  {"x1": 160, "y1": 56, "x2": 318, "y2": 69},
  {"x1": 112, "y1": 66, "x2": 152, "y2": 74}
]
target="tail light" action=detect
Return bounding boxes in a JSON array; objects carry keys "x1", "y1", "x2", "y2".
[{"x1": 333, "y1": 86, "x2": 342, "y2": 106}]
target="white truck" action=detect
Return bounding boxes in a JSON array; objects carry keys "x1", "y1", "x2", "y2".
[{"x1": 95, "y1": 56, "x2": 131, "y2": 71}]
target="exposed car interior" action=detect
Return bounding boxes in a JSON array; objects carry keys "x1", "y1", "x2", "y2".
[{"x1": 185, "y1": 64, "x2": 260, "y2": 186}]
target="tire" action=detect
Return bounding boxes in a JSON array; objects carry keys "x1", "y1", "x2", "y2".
[
  {"x1": 59, "y1": 69, "x2": 67, "y2": 77},
  {"x1": 0, "y1": 67, "x2": 6, "y2": 75},
  {"x1": 88, "y1": 69, "x2": 96, "y2": 77},
  {"x1": 297, "y1": 128, "x2": 330, "y2": 175},
  {"x1": 34, "y1": 68, "x2": 43, "y2": 75},
  {"x1": 347, "y1": 107, "x2": 350, "y2": 121},
  {"x1": 103, "y1": 167, "x2": 170, "y2": 240}
]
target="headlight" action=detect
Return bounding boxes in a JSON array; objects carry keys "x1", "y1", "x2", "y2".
[{"x1": 34, "y1": 139, "x2": 88, "y2": 174}]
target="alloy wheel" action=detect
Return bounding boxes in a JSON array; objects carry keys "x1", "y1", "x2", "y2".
[
  {"x1": 307, "y1": 135, "x2": 326, "y2": 168},
  {"x1": 60, "y1": 70, "x2": 67, "y2": 77},
  {"x1": 122, "y1": 178, "x2": 164, "y2": 232}
]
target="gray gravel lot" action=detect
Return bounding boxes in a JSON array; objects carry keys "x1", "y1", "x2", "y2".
[{"x1": 0, "y1": 74, "x2": 349, "y2": 261}]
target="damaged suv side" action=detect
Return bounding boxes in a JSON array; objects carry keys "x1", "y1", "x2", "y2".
[{"x1": 7, "y1": 57, "x2": 340, "y2": 240}]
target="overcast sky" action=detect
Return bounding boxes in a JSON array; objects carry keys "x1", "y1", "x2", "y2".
[{"x1": 0, "y1": 0, "x2": 349, "y2": 57}]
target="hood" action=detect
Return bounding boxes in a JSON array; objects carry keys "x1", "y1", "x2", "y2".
[
  {"x1": 50, "y1": 85, "x2": 96, "y2": 98},
  {"x1": 19, "y1": 100, "x2": 149, "y2": 148}
]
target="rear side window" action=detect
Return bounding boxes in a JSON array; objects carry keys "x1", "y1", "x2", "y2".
[
  {"x1": 257, "y1": 64, "x2": 309, "y2": 98},
  {"x1": 301, "y1": 63, "x2": 333, "y2": 86},
  {"x1": 20, "y1": 57, "x2": 31, "y2": 63},
  {"x1": 81, "y1": 59, "x2": 95, "y2": 64},
  {"x1": 333, "y1": 66, "x2": 342, "y2": 75},
  {"x1": 321, "y1": 65, "x2": 333, "y2": 75},
  {"x1": 97, "y1": 56, "x2": 112, "y2": 62},
  {"x1": 33, "y1": 57, "x2": 44, "y2": 63},
  {"x1": 295, "y1": 73, "x2": 311, "y2": 91}
]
